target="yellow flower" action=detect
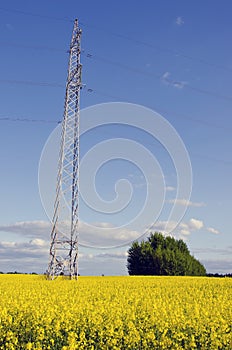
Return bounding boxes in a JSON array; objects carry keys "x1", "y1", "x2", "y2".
[{"x1": 0, "y1": 275, "x2": 231, "y2": 349}]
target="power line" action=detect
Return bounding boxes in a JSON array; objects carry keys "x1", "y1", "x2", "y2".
[
  {"x1": 1, "y1": 17, "x2": 232, "y2": 102},
  {"x1": 1, "y1": 38, "x2": 231, "y2": 103},
  {"x1": 79, "y1": 21, "x2": 232, "y2": 74},
  {"x1": 84, "y1": 52, "x2": 160, "y2": 79},
  {"x1": 0, "y1": 104, "x2": 231, "y2": 167},
  {"x1": 84, "y1": 86, "x2": 127, "y2": 102},
  {"x1": 0, "y1": 84, "x2": 231, "y2": 133},
  {"x1": 0, "y1": 79, "x2": 64, "y2": 88},
  {"x1": 0, "y1": 76, "x2": 231, "y2": 133},
  {"x1": 1, "y1": 40, "x2": 232, "y2": 103},
  {"x1": 86, "y1": 87, "x2": 232, "y2": 133},
  {"x1": 0, "y1": 82, "x2": 230, "y2": 132},
  {"x1": 0, "y1": 6, "x2": 231, "y2": 74},
  {"x1": 0, "y1": 6, "x2": 72, "y2": 22},
  {"x1": 0, "y1": 114, "x2": 231, "y2": 166},
  {"x1": 0, "y1": 40, "x2": 65, "y2": 52},
  {"x1": 85, "y1": 52, "x2": 232, "y2": 102},
  {"x1": 0, "y1": 116, "x2": 61, "y2": 123},
  {"x1": 1, "y1": 53, "x2": 232, "y2": 104}
]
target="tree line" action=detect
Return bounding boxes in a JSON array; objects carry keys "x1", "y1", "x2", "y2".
[{"x1": 127, "y1": 232, "x2": 206, "y2": 276}]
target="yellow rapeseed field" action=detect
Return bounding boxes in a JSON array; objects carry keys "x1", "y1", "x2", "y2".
[{"x1": 0, "y1": 275, "x2": 231, "y2": 349}]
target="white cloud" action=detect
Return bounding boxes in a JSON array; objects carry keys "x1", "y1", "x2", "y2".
[
  {"x1": 95, "y1": 252, "x2": 128, "y2": 259},
  {"x1": 0, "y1": 239, "x2": 48, "y2": 250},
  {"x1": 0, "y1": 239, "x2": 49, "y2": 267},
  {"x1": 91, "y1": 222, "x2": 114, "y2": 229},
  {"x1": 0, "y1": 234, "x2": 130, "y2": 274},
  {"x1": 166, "y1": 198, "x2": 206, "y2": 207},
  {"x1": 202, "y1": 259, "x2": 232, "y2": 274},
  {"x1": 188, "y1": 218, "x2": 204, "y2": 230},
  {"x1": 175, "y1": 17, "x2": 184, "y2": 26},
  {"x1": 0, "y1": 220, "x2": 142, "y2": 249},
  {"x1": 0, "y1": 217, "x2": 219, "y2": 249},
  {"x1": 30, "y1": 238, "x2": 47, "y2": 246},
  {"x1": 0, "y1": 218, "x2": 221, "y2": 273},
  {"x1": 151, "y1": 220, "x2": 177, "y2": 234},
  {"x1": 0, "y1": 221, "x2": 51, "y2": 239},
  {"x1": 172, "y1": 81, "x2": 186, "y2": 89},
  {"x1": 0, "y1": 238, "x2": 49, "y2": 273},
  {"x1": 161, "y1": 72, "x2": 187, "y2": 89},
  {"x1": 193, "y1": 246, "x2": 232, "y2": 256},
  {"x1": 161, "y1": 71, "x2": 171, "y2": 85},
  {"x1": 151, "y1": 217, "x2": 218, "y2": 239},
  {"x1": 179, "y1": 229, "x2": 191, "y2": 236},
  {"x1": 78, "y1": 221, "x2": 140, "y2": 247},
  {"x1": 79, "y1": 253, "x2": 94, "y2": 260},
  {"x1": 165, "y1": 186, "x2": 175, "y2": 192},
  {"x1": 207, "y1": 227, "x2": 220, "y2": 234}
]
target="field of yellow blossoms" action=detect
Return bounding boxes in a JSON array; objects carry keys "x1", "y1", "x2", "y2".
[{"x1": 0, "y1": 275, "x2": 231, "y2": 349}]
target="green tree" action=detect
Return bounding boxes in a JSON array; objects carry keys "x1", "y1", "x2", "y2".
[
  {"x1": 127, "y1": 241, "x2": 142, "y2": 275},
  {"x1": 127, "y1": 232, "x2": 206, "y2": 276}
]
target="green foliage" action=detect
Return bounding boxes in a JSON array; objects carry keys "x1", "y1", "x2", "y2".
[{"x1": 127, "y1": 232, "x2": 206, "y2": 276}]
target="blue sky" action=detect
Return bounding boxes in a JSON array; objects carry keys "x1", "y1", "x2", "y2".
[{"x1": 0, "y1": 0, "x2": 231, "y2": 274}]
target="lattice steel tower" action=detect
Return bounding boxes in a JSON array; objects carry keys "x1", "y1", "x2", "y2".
[{"x1": 47, "y1": 19, "x2": 82, "y2": 279}]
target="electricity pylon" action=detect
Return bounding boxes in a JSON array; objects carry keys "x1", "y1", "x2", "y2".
[{"x1": 47, "y1": 19, "x2": 82, "y2": 279}]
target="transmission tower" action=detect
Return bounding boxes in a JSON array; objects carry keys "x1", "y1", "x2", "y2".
[{"x1": 47, "y1": 19, "x2": 82, "y2": 280}]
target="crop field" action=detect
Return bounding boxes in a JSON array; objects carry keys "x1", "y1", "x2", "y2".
[{"x1": 0, "y1": 275, "x2": 231, "y2": 349}]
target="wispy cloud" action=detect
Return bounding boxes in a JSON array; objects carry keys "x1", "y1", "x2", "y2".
[
  {"x1": 95, "y1": 252, "x2": 128, "y2": 259},
  {"x1": 161, "y1": 71, "x2": 187, "y2": 89},
  {"x1": 0, "y1": 220, "x2": 141, "y2": 248},
  {"x1": 0, "y1": 239, "x2": 49, "y2": 271},
  {"x1": 161, "y1": 71, "x2": 170, "y2": 84},
  {"x1": 0, "y1": 217, "x2": 219, "y2": 248},
  {"x1": 193, "y1": 246, "x2": 232, "y2": 255},
  {"x1": 166, "y1": 198, "x2": 206, "y2": 207},
  {"x1": 0, "y1": 217, "x2": 222, "y2": 274},
  {"x1": 151, "y1": 219, "x2": 200, "y2": 238},
  {"x1": 206, "y1": 227, "x2": 220, "y2": 234},
  {"x1": 165, "y1": 186, "x2": 176, "y2": 192},
  {"x1": 175, "y1": 17, "x2": 184, "y2": 26},
  {"x1": 0, "y1": 234, "x2": 129, "y2": 274},
  {"x1": 0, "y1": 221, "x2": 51, "y2": 239},
  {"x1": 0, "y1": 239, "x2": 47, "y2": 249},
  {"x1": 79, "y1": 222, "x2": 140, "y2": 247},
  {"x1": 202, "y1": 259, "x2": 232, "y2": 274},
  {"x1": 172, "y1": 81, "x2": 186, "y2": 89}
]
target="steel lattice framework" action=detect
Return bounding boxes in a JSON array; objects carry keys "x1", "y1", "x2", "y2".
[{"x1": 47, "y1": 19, "x2": 82, "y2": 279}]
